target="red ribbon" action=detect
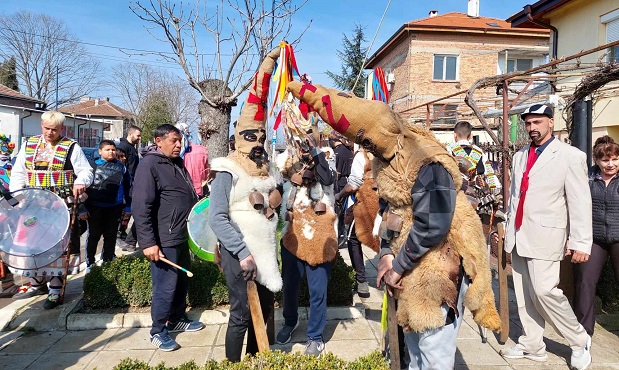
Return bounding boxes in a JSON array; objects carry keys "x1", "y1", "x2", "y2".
[
  {"x1": 273, "y1": 110, "x2": 283, "y2": 130},
  {"x1": 321, "y1": 95, "x2": 350, "y2": 133}
]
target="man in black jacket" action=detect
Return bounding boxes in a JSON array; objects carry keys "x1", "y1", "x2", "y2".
[
  {"x1": 132, "y1": 124, "x2": 203, "y2": 352},
  {"x1": 117, "y1": 125, "x2": 141, "y2": 248}
]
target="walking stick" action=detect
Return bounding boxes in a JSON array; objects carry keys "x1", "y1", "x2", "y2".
[
  {"x1": 247, "y1": 280, "x2": 270, "y2": 352},
  {"x1": 497, "y1": 222, "x2": 509, "y2": 344},
  {"x1": 387, "y1": 293, "x2": 401, "y2": 370}
]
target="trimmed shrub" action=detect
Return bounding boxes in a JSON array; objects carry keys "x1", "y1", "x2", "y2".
[
  {"x1": 113, "y1": 350, "x2": 388, "y2": 370},
  {"x1": 83, "y1": 253, "x2": 354, "y2": 309},
  {"x1": 596, "y1": 259, "x2": 619, "y2": 313}
]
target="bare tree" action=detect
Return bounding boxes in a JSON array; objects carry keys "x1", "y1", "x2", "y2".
[
  {"x1": 130, "y1": 0, "x2": 309, "y2": 159},
  {"x1": 111, "y1": 62, "x2": 200, "y2": 135},
  {"x1": 0, "y1": 11, "x2": 102, "y2": 107}
]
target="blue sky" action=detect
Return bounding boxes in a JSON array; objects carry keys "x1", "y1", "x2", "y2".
[{"x1": 0, "y1": 0, "x2": 533, "y2": 120}]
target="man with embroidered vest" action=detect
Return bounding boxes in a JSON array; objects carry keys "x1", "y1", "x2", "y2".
[
  {"x1": 500, "y1": 104, "x2": 592, "y2": 370},
  {"x1": 286, "y1": 81, "x2": 500, "y2": 369},
  {"x1": 9, "y1": 110, "x2": 93, "y2": 309},
  {"x1": 132, "y1": 124, "x2": 203, "y2": 352},
  {"x1": 208, "y1": 48, "x2": 283, "y2": 362},
  {"x1": 84, "y1": 140, "x2": 131, "y2": 272},
  {"x1": 446, "y1": 120, "x2": 501, "y2": 195}
]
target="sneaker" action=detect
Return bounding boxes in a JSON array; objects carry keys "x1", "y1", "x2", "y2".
[
  {"x1": 43, "y1": 293, "x2": 61, "y2": 310},
  {"x1": 304, "y1": 338, "x2": 325, "y2": 356},
  {"x1": 85, "y1": 264, "x2": 94, "y2": 274},
  {"x1": 150, "y1": 331, "x2": 180, "y2": 351},
  {"x1": 166, "y1": 317, "x2": 204, "y2": 333},
  {"x1": 12, "y1": 284, "x2": 48, "y2": 299},
  {"x1": 570, "y1": 335, "x2": 592, "y2": 370},
  {"x1": 68, "y1": 254, "x2": 81, "y2": 274},
  {"x1": 500, "y1": 345, "x2": 547, "y2": 362},
  {"x1": 276, "y1": 321, "x2": 299, "y2": 344},
  {"x1": 357, "y1": 281, "x2": 370, "y2": 298},
  {"x1": 122, "y1": 242, "x2": 137, "y2": 252}
]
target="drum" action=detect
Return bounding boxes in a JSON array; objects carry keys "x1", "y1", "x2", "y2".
[
  {"x1": 187, "y1": 197, "x2": 217, "y2": 261},
  {"x1": 0, "y1": 188, "x2": 70, "y2": 271}
]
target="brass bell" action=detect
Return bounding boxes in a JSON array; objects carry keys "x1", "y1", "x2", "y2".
[{"x1": 313, "y1": 201, "x2": 327, "y2": 214}]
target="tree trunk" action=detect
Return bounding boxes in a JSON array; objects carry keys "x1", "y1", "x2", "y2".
[{"x1": 197, "y1": 79, "x2": 236, "y2": 161}]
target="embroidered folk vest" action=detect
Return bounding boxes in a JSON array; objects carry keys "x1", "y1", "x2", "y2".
[{"x1": 24, "y1": 136, "x2": 75, "y2": 188}]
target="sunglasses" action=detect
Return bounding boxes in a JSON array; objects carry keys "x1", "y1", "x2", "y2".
[{"x1": 239, "y1": 129, "x2": 266, "y2": 143}]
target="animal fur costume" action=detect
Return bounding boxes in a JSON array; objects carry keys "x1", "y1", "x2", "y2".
[
  {"x1": 209, "y1": 47, "x2": 283, "y2": 292},
  {"x1": 351, "y1": 150, "x2": 380, "y2": 253},
  {"x1": 286, "y1": 81, "x2": 501, "y2": 334},
  {"x1": 276, "y1": 149, "x2": 338, "y2": 266}
]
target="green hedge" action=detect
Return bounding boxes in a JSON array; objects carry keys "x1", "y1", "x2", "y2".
[
  {"x1": 113, "y1": 350, "x2": 388, "y2": 370},
  {"x1": 596, "y1": 259, "x2": 619, "y2": 313},
  {"x1": 83, "y1": 254, "x2": 354, "y2": 309}
]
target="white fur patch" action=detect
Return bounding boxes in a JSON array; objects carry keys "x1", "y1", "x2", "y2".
[{"x1": 373, "y1": 213, "x2": 382, "y2": 237}]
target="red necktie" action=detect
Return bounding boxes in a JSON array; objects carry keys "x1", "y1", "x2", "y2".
[{"x1": 515, "y1": 146, "x2": 538, "y2": 230}]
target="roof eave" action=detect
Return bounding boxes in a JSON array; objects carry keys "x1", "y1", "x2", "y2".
[
  {"x1": 507, "y1": 0, "x2": 572, "y2": 28},
  {"x1": 365, "y1": 24, "x2": 408, "y2": 69}
]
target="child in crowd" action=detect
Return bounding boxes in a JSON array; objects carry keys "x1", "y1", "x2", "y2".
[
  {"x1": 115, "y1": 148, "x2": 132, "y2": 240},
  {"x1": 84, "y1": 140, "x2": 131, "y2": 271}
]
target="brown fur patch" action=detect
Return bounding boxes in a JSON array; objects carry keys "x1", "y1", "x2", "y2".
[
  {"x1": 353, "y1": 179, "x2": 380, "y2": 252},
  {"x1": 282, "y1": 208, "x2": 338, "y2": 266}
]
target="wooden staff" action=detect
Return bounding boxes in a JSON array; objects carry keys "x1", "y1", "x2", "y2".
[
  {"x1": 159, "y1": 257, "x2": 194, "y2": 277},
  {"x1": 60, "y1": 202, "x2": 78, "y2": 304},
  {"x1": 497, "y1": 222, "x2": 509, "y2": 344},
  {"x1": 387, "y1": 293, "x2": 401, "y2": 370},
  {"x1": 247, "y1": 280, "x2": 270, "y2": 352}
]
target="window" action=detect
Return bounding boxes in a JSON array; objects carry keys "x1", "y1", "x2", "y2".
[
  {"x1": 103, "y1": 123, "x2": 111, "y2": 132},
  {"x1": 507, "y1": 58, "x2": 533, "y2": 72},
  {"x1": 433, "y1": 55, "x2": 458, "y2": 81},
  {"x1": 432, "y1": 104, "x2": 458, "y2": 126},
  {"x1": 607, "y1": 18, "x2": 619, "y2": 62}
]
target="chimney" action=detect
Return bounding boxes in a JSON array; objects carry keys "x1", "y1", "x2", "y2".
[
  {"x1": 95, "y1": 99, "x2": 99, "y2": 106},
  {"x1": 429, "y1": 10, "x2": 438, "y2": 17},
  {"x1": 80, "y1": 96, "x2": 91, "y2": 103},
  {"x1": 467, "y1": 0, "x2": 479, "y2": 17},
  {"x1": 104, "y1": 97, "x2": 110, "y2": 102}
]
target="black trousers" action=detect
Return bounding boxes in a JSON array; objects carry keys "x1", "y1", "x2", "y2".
[
  {"x1": 574, "y1": 241, "x2": 619, "y2": 335},
  {"x1": 86, "y1": 205, "x2": 123, "y2": 266},
  {"x1": 220, "y1": 246, "x2": 273, "y2": 362},
  {"x1": 150, "y1": 243, "x2": 191, "y2": 336},
  {"x1": 347, "y1": 224, "x2": 366, "y2": 284}
]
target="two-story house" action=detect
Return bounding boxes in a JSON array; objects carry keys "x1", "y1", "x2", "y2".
[
  {"x1": 60, "y1": 97, "x2": 134, "y2": 146},
  {"x1": 365, "y1": 9, "x2": 550, "y2": 143},
  {"x1": 508, "y1": 0, "x2": 619, "y2": 142}
]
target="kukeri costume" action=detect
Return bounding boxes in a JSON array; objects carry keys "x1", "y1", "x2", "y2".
[
  {"x1": 287, "y1": 81, "x2": 500, "y2": 369},
  {"x1": 9, "y1": 134, "x2": 93, "y2": 308},
  {"x1": 208, "y1": 48, "x2": 282, "y2": 362}
]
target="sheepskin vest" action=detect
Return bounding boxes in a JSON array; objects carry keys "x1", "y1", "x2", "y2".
[
  {"x1": 375, "y1": 132, "x2": 501, "y2": 334},
  {"x1": 210, "y1": 157, "x2": 282, "y2": 292},
  {"x1": 353, "y1": 151, "x2": 380, "y2": 252},
  {"x1": 277, "y1": 151, "x2": 338, "y2": 266}
]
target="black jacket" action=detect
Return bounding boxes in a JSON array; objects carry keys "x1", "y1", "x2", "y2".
[
  {"x1": 590, "y1": 166, "x2": 619, "y2": 244},
  {"x1": 132, "y1": 145, "x2": 198, "y2": 249},
  {"x1": 117, "y1": 138, "x2": 140, "y2": 179}
]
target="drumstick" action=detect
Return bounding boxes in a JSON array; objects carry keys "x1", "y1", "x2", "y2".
[{"x1": 159, "y1": 257, "x2": 194, "y2": 277}]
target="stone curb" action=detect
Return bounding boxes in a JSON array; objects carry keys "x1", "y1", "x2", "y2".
[{"x1": 65, "y1": 302, "x2": 366, "y2": 331}]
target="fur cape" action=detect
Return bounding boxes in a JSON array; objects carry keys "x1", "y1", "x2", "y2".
[
  {"x1": 375, "y1": 126, "x2": 501, "y2": 334},
  {"x1": 210, "y1": 157, "x2": 282, "y2": 292},
  {"x1": 352, "y1": 150, "x2": 380, "y2": 252},
  {"x1": 276, "y1": 150, "x2": 338, "y2": 266}
]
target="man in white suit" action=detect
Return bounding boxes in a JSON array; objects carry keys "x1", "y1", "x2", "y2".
[{"x1": 500, "y1": 104, "x2": 592, "y2": 370}]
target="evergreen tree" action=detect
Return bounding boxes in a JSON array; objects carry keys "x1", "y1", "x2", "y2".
[
  {"x1": 138, "y1": 92, "x2": 174, "y2": 142},
  {"x1": 325, "y1": 24, "x2": 368, "y2": 98},
  {"x1": 0, "y1": 57, "x2": 18, "y2": 91}
]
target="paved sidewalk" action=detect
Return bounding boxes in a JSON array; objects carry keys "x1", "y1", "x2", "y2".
[{"x1": 1, "y1": 242, "x2": 619, "y2": 369}]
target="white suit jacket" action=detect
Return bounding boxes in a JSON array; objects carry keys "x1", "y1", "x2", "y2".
[{"x1": 504, "y1": 138, "x2": 592, "y2": 261}]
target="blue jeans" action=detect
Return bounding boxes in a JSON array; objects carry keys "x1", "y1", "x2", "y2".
[
  {"x1": 281, "y1": 245, "x2": 332, "y2": 341},
  {"x1": 150, "y1": 242, "x2": 191, "y2": 336}
]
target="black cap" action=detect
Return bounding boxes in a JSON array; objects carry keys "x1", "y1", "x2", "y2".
[{"x1": 521, "y1": 104, "x2": 553, "y2": 120}]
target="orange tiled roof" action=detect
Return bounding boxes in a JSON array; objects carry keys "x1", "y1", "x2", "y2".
[
  {"x1": 59, "y1": 99, "x2": 133, "y2": 118},
  {"x1": 0, "y1": 84, "x2": 44, "y2": 103},
  {"x1": 407, "y1": 12, "x2": 549, "y2": 34}
]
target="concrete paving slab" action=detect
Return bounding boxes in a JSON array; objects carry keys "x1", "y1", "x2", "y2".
[
  {"x1": 102, "y1": 328, "x2": 154, "y2": 351},
  {"x1": 324, "y1": 339, "x2": 379, "y2": 361},
  {"x1": 122, "y1": 313, "x2": 151, "y2": 328},
  {"x1": 27, "y1": 350, "x2": 98, "y2": 370},
  {"x1": 173, "y1": 324, "x2": 220, "y2": 347},
  {"x1": 48, "y1": 329, "x2": 119, "y2": 352},
  {"x1": 208, "y1": 345, "x2": 226, "y2": 361},
  {"x1": 455, "y1": 366, "x2": 512, "y2": 370},
  {"x1": 0, "y1": 330, "x2": 23, "y2": 351},
  {"x1": 0, "y1": 353, "x2": 39, "y2": 370},
  {"x1": 88, "y1": 349, "x2": 155, "y2": 370},
  {"x1": 149, "y1": 345, "x2": 210, "y2": 367},
  {"x1": 322, "y1": 319, "x2": 376, "y2": 341},
  {"x1": 192, "y1": 308, "x2": 230, "y2": 325},
  {"x1": 326, "y1": 304, "x2": 364, "y2": 320},
  {"x1": 8, "y1": 302, "x2": 63, "y2": 331},
  {"x1": 0, "y1": 331, "x2": 65, "y2": 354},
  {"x1": 455, "y1": 338, "x2": 508, "y2": 366}
]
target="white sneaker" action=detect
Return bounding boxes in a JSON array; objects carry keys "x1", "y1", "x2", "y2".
[
  {"x1": 500, "y1": 345, "x2": 547, "y2": 362},
  {"x1": 570, "y1": 335, "x2": 592, "y2": 370}
]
